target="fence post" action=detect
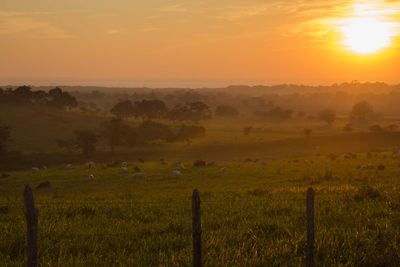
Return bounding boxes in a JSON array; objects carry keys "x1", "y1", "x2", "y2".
[
  {"x1": 24, "y1": 185, "x2": 38, "y2": 267},
  {"x1": 192, "y1": 189, "x2": 202, "y2": 267},
  {"x1": 306, "y1": 187, "x2": 315, "y2": 267}
]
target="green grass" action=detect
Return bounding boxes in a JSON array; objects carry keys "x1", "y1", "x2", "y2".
[{"x1": 2, "y1": 154, "x2": 400, "y2": 266}]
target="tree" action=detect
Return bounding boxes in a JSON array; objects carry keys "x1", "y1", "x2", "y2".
[
  {"x1": 343, "y1": 123, "x2": 354, "y2": 132},
  {"x1": 102, "y1": 118, "x2": 129, "y2": 153},
  {"x1": 0, "y1": 124, "x2": 10, "y2": 159},
  {"x1": 318, "y1": 109, "x2": 336, "y2": 126},
  {"x1": 13, "y1": 86, "x2": 32, "y2": 103},
  {"x1": 215, "y1": 105, "x2": 239, "y2": 118},
  {"x1": 110, "y1": 100, "x2": 134, "y2": 119},
  {"x1": 74, "y1": 130, "x2": 97, "y2": 156},
  {"x1": 47, "y1": 88, "x2": 77, "y2": 109},
  {"x1": 351, "y1": 101, "x2": 374, "y2": 123},
  {"x1": 137, "y1": 121, "x2": 174, "y2": 143},
  {"x1": 133, "y1": 99, "x2": 167, "y2": 121},
  {"x1": 167, "y1": 102, "x2": 212, "y2": 123}
]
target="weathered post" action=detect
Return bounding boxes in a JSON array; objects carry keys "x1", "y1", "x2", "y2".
[
  {"x1": 192, "y1": 189, "x2": 202, "y2": 267},
  {"x1": 306, "y1": 187, "x2": 315, "y2": 267},
  {"x1": 24, "y1": 185, "x2": 38, "y2": 267}
]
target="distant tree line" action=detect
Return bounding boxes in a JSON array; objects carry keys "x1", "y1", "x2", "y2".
[
  {"x1": 110, "y1": 99, "x2": 212, "y2": 123},
  {"x1": 58, "y1": 118, "x2": 206, "y2": 156},
  {"x1": 0, "y1": 86, "x2": 77, "y2": 110}
]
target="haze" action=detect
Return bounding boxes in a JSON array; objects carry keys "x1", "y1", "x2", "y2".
[{"x1": 1, "y1": 0, "x2": 400, "y2": 87}]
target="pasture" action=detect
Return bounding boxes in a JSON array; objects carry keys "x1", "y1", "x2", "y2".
[{"x1": 2, "y1": 154, "x2": 400, "y2": 266}]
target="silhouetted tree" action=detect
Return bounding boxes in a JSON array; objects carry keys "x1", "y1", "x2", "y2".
[
  {"x1": 318, "y1": 109, "x2": 336, "y2": 126},
  {"x1": 343, "y1": 123, "x2": 354, "y2": 132},
  {"x1": 351, "y1": 101, "x2": 374, "y2": 123},
  {"x1": 102, "y1": 118, "x2": 129, "y2": 153},
  {"x1": 133, "y1": 99, "x2": 167, "y2": 121},
  {"x1": 137, "y1": 121, "x2": 174, "y2": 143},
  {"x1": 74, "y1": 130, "x2": 97, "y2": 156},
  {"x1": 110, "y1": 100, "x2": 134, "y2": 119}
]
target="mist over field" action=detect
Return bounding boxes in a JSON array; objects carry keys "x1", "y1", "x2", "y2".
[{"x1": 2, "y1": 0, "x2": 400, "y2": 265}]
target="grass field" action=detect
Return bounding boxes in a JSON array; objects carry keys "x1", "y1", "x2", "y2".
[{"x1": 2, "y1": 154, "x2": 400, "y2": 266}]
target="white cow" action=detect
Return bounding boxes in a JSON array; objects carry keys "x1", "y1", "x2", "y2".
[
  {"x1": 32, "y1": 167, "x2": 39, "y2": 172},
  {"x1": 172, "y1": 170, "x2": 182, "y2": 177},
  {"x1": 89, "y1": 174, "x2": 94, "y2": 180}
]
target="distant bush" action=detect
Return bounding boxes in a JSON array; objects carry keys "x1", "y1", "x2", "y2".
[
  {"x1": 343, "y1": 123, "x2": 354, "y2": 132},
  {"x1": 369, "y1": 124, "x2": 385, "y2": 133}
]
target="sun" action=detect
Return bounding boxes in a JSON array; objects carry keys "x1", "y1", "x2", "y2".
[
  {"x1": 339, "y1": 2, "x2": 398, "y2": 55},
  {"x1": 341, "y1": 18, "x2": 396, "y2": 54}
]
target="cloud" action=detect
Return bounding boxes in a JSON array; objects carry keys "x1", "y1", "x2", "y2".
[
  {"x1": 106, "y1": 28, "x2": 127, "y2": 35},
  {"x1": 159, "y1": 5, "x2": 187, "y2": 13},
  {"x1": 0, "y1": 14, "x2": 73, "y2": 39},
  {"x1": 215, "y1": 4, "x2": 270, "y2": 21},
  {"x1": 139, "y1": 27, "x2": 160, "y2": 32}
]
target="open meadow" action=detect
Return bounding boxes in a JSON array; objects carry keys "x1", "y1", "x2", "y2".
[{"x1": 2, "y1": 153, "x2": 400, "y2": 266}]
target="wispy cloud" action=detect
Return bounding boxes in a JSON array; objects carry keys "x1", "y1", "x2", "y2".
[
  {"x1": 106, "y1": 28, "x2": 127, "y2": 35},
  {"x1": 139, "y1": 27, "x2": 160, "y2": 32},
  {"x1": 0, "y1": 13, "x2": 73, "y2": 39},
  {"x1": 159, "y1": 5, "x2": 187, "y2": 13}
]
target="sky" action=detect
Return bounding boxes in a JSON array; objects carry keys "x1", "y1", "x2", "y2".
[{"x1": 0, "y1": 0, "x2": 400, "y2": 87}]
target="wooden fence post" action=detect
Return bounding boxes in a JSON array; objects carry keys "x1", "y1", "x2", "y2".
[
  {"x1": 192, "y1": 189, "x2": 202, "y2": 267},
  {"x1": 24, "y1": 185, "x2": 38, "y2": 267},
  {"x1": 306, "y1": 187, "x2": 315, "y2": 267}
]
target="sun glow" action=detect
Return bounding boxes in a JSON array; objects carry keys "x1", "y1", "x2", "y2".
[{"x1": 340, "y1": 3, "x2": 399, "y2": 55}]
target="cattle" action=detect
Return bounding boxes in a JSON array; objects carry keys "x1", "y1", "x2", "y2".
[
  {"x1": 122, "y1": 162, "x2": 128, "y2": 167},
  {"x1": 172, "y1": 170, "x2": 182, "y2": 177},
  {"x1": 257, "y1": 160, "x2": 266, "y2": 165},
  {"x1": 36, "y1": 181, "x2": 51, "y2": 189},
  {"x1": 194, "y1": 160, "x2": 206, "y2": 167},
  {"x1": 32, "y1": 167, "x2": 40, "y2": 172},
  {"x1": 220, "y1": 167, "x2": 227, "y2": 172},
  {"x1": 89, "y1": 174, "x2": 94, "y2": 181},
  {"x1": 85, "y1": 161, "x2": 95, "y2": 169},
  {"x1": 121, "y1": 167, "x2": 128, "y2": 172},
  {"x1": 65, "y1": 164, "x2": 72, "y2": 169},
  {"x1": 133, "y1": 172, "x2": 147, "y2": 178}
]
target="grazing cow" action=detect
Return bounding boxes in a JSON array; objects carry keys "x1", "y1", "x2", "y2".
[
  {"x1": 36, "y1": 181, "x2": 51, "y2": 189},
  {"x1": 42, "y1": 165, "x2": 48, "y2": 170},
  {"x1": 257, "y1": 160, "x2": 266, "y2": 165},
  {"x1": 65, "y1": 164, "x2": 72, "y2": 169},
  {"x1": 85, "y1": 161, "x2": 95, "y2": 169},
  {"x1": 194, "y1": 160, "x2": 206, "y2": 167},
  {"x1": 89, "y1": 174, "x2": 94, "y2": 181},
  {"x1": 208, "y1": 161, "x2": 216, "y2": 166},
  {"x1": 220, "y1": 167, "x2": 227, "y2": 172},
  {"x1": 134, "y1": 172, "x2": 147, "y2": 178},
  {"x1": 172, "y1": 170, "x2": 182, "y2": 177},
  {"x1": 121, "y1": 167, "x2": 128, "y2": 172},
  {"x1": 32, "y1": 167, "x2": 40, "y2": 172},
  {"x1": 122, "y1": 162, "x2": 128, "y2": 167}
]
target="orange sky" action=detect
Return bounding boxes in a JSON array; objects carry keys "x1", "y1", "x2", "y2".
[{"x1": 0, "y1": 0, "x2": 399, "y2": 87}]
